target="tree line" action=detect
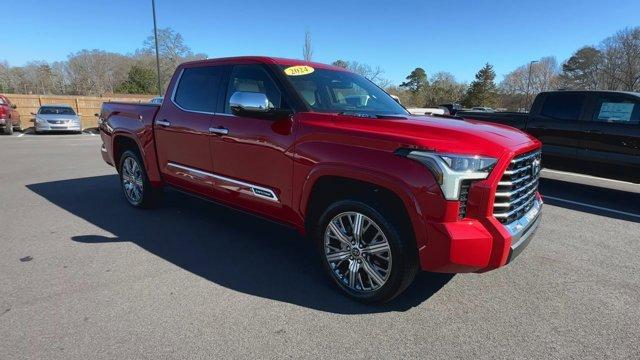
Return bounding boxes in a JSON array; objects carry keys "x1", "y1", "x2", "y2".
[
  {"x1": 0, "y1": 28, "x2": 206, "y2": 96},
  {"x1": 336, "y1": 26, "x2": 639, "y2": 110},
  {"x1": 1, "y1": 26, "x2": 638, "y2": 111}
]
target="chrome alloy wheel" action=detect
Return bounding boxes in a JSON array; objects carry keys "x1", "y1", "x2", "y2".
[
  {"x1": 323, "y1": 211, "x2": 392, "y2": 292},
  {"x1": 121, "y1": 156, "x2": 144, "y2": 204}
]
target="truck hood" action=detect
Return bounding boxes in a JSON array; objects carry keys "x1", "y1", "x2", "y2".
[{"x1": 315, "y1": 113, "x2": 539, "y2": 158}]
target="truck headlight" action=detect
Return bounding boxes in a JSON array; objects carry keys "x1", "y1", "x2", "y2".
[{"x1": 403, "y1": 150, "x2": 497, "y2": 200}]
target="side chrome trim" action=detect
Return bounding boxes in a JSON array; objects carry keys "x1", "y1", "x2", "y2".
[{"x1": 166, "y1": 162, "x2": 279, "y2": 202}]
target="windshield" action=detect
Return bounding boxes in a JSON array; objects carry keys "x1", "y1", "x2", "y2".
[
  {"x1": 281, "y1": 66, "x2": 408, "y2": 117},
  {"x1": 39, "y1": 106, "x2": 76, "y2": 115}
]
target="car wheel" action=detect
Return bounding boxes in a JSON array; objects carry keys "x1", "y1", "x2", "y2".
[
  {"x1": 315, "y1": 200, "x2": 418, "y2": 304},
  {"x1": 118, "y1": 150, "x2": 162, "y2": 208}
]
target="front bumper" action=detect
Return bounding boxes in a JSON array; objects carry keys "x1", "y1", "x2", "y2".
[
  {"x1": 419, "y1": 195, "x2": 542, "y2": 273},
  {"x1": 36, "y1": 122, "x2": 82, "y2": 132}
]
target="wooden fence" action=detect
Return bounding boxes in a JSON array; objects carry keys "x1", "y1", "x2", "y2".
[{"x1": 2, "y1": 93, "x2": 154, "y2": 130}]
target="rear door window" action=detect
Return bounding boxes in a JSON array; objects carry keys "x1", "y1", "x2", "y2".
[
  {"x1": 592, "y1": 96, "x2": 639, "y2": 125},
  {"x1": 173, "y1": 66, "x2": 222, "y2": 113},
  {"x1": 540, "y1": 93, "x2": 585, "y2": 121}
]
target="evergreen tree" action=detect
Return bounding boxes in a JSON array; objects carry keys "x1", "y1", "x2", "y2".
[
  {"x1": 559, "y1": 47, "x2": 604, "y2": 90},
  {"x1": 331, "y1": 60, "x2": 349, "y2": 69},
  {"x1": 463, "y1": 63, "x2": 498, "y2": 107},
  {"x1": 400, "y1": 67, "x2": 428, "y2": 94},
  {"x1": 115, "y1": 65, "x2": 156, "y2": 94}
]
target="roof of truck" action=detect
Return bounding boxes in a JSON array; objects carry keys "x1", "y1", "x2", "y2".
[
  {"x1": 540, "y1": 90, "x2": 640, "y2": 97},
  {"x1": 179, "y1": 56, "x2": 348, "y2": 72}
]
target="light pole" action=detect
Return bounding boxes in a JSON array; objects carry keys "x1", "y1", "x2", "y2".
[
  {"x1": 525, "y1": 60, "x2": 539, "y2": 109},
  {"x1": 151, "y1": 0, "x2": 162, "y2": 96}
]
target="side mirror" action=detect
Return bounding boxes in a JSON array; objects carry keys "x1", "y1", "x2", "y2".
[{"x1": 229, "y1": 91, "x2": 272, "y2": 115}]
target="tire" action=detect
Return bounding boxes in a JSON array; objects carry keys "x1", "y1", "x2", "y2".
[
  {"x1": 315, "y1": 199, "x2": 418, "y2": 304},
  {"x1": 118, "y1": 150, "x2": 162, "y2": 208}
]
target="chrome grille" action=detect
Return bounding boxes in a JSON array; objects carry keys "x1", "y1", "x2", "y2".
[{"x1": 493, "y1": 150, "x2": 541, "y2": 224}]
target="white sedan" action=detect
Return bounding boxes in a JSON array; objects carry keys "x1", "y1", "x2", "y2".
[{"x1": 32, "y1": 105, "x2": 82, "y2": 134}]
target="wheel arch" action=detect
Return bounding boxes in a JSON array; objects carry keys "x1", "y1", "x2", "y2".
[
  {"x1": 111, "y1": 132, "x2": 163, "y2": 186},
  {"x1": 300, "y1": 165, "x2": 427, "y2": 250}
]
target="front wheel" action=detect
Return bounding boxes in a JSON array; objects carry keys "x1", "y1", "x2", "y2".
[
  {"x1": 315, "y1": 200, "x2": 418, "y2": 304},
  {"x1": 118, "y1": 150, "x2": 162, "y2": 208}
]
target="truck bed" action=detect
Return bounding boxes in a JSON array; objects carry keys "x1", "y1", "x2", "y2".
[{"x1": 99, "y1": 101, "x2": 161, "y2": 182}]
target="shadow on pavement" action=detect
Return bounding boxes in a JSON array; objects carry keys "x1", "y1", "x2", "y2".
[
  {"x1": 27, "y1": 175, "x2": 453, "y2": 314},
  {"x1": 539, "y1": 178, "x2": 640, "y2": 223}
]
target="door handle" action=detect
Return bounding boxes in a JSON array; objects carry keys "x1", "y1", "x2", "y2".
[
  {"x1": 156, "y1": 119, "x2": 171, "y2": 127},
  {"x1": 209, "y1": 126, "x2": 229, "y2": 135}
]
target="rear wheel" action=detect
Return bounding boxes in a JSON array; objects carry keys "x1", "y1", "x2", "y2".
[
  {"x1": 315, "y1": 200, "x2": 418, "y2": 304},
  {"x1": 118, "y1": 150, "x2": 162, "y2": 208}
]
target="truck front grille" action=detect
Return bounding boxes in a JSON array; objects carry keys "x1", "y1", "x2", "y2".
[{"x1": 493, "y1": 150, "x2": 541, "y2": 224}]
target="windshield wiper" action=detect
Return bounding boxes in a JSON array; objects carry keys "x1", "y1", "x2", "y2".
[
  {"x1": 375, "y1": 114, "x2": 408, "y2": 119},
  {"x1": 337, "y1": 111, "x2": 376, "y2": 118},
  {"x1": 337, "y1": 112, "x2": 408, "y2": 119}
]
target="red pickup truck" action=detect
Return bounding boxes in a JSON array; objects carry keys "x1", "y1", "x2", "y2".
[
  {"x1": 0, "y1": 94, "x2": 22, "y2": 135},
  {"x1": 99, "y1": 57, "x2": 542, "y2": 303}
]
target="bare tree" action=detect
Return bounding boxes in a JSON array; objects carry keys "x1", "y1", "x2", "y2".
[
  {"x1": 425, "y1": 72, "x2": 467, "y2": 106},
  {"x1": 0, "y1": 61, "x2": 10, "y2": 93},
  {"x1": 332, "y1": 60, "x2": 389, "y2": 87},
  {"x1": 500, "y1": 56, "x2": 559, "y2": 109},
  {"x1": 140, "y1": 27, "x2": 206, "y2": 91},
  {"x1": 66, "y1": 50, "x2": 132, "y2": 95},
  {"x1": 601, "y1": 27, "x2": 640, "y2": 91},
  {"x1": 303, "y1": 31, "x2": 313, "y2": 61}
]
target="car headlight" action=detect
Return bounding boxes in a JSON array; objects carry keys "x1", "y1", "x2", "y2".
[
  {"x1": 403, "y1": 150, "x2": 497, "y2": 200},
  {"x1": 36, "y1": 117, "x2": 47, "y2": 123}
]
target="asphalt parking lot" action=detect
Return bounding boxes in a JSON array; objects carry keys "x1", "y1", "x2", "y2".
[{"x1": 1, "y1": 133, "x2": 639, "y2": 359}]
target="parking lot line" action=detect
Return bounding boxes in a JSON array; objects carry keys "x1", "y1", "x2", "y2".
[
  {"x1": 541, "y1": 168, "x2": 637, "y2": 186},
  {"x1": 543, "y1": 195, "x2": 640, "y2": 219}
]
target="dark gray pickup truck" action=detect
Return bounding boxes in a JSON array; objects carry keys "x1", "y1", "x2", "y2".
[{"x1": 459, "y1": 91, "x2": 640, "y2": 182}]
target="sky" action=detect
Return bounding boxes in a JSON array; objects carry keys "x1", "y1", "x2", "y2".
[{"x1": 4, "y1": 0, "x2": 640, "y2": 84}]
